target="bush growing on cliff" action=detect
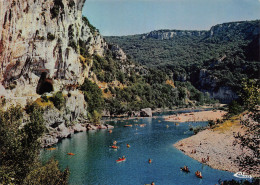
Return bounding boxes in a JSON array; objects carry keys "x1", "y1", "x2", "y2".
[
  {"x1": 68, "y1": 0, "x2": 75, "y2": 8},
  {"x1": 50, "y1": 91, "x2": 65, "y2": 110},
  {"x1": 47, "y1": 32, "x2": 55, "y2": 41},
  {"x1": 50, "y1": 0, "x2": 64, "y2": 19},
  {"x1": 80, "y1": 78, "x2": 104, "y2": 117}
]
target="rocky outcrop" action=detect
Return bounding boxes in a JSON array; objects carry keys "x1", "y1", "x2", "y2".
[
  {"x1": 41, "y1": 90, "x2": 88, "y2": 147},
  {"x1": 140, "y1": 108, "x2": 152, "y2": 117},
  {"x1": 199, "y1": 68, "x2": 238, "y2": 103},
  {"x1": 211, "y1": 86, "x2": 238, "y2": 103},
  {"x1": 208, "y1": 21, "x2": 260, "y2": 39},
  {"x1": 109, "y1": 44, "x2": 127, "y2": 61},
  {"x1": 73, "y1": 123, "x2": 87, "y2": 133},
  {"x1": 142, "y1": 30, "x2": 207, "y2": 40}
]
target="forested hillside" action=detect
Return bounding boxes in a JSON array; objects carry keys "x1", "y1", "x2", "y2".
[
  {"x1": 106, "y1": 20, "x2": 260, "y2": 103},
  {"x1": 81, "y1": 49, "x2": 215, "y2": 117}
]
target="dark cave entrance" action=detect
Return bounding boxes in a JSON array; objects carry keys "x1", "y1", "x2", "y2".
[{"x1": 36, "y1": 72, "x2": 54, "y2": 95}]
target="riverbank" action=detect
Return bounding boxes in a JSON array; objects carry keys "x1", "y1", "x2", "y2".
[
  {"x1": 164, "y1": 110, "x2": 227, "y2": 122},
  {"x1": 174, "y1": 113, "x2": 260, "y2": 177},
  {"x1": 104, "y1": 104, "x2": 226, "y2": 121}
]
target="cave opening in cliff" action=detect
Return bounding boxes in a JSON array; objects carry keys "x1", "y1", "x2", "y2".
[{"x1": 36, "y1": 72, "x2": 54, "y2": 95}]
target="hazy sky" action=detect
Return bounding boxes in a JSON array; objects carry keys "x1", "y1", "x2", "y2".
[{"x1": 83, "y1": 0, "x2": 260, "y2": 36}]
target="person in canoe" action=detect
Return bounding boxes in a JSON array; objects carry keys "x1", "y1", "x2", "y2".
[
  {"x1": 116, "y1": 156, "x2": 126, "y2": 162},
  {"x1": 181, "y1": 166, "x2": 190, "y2": 172},
  {"x1": 195, "y1": 171, "x2": 202, "y2": 178}
]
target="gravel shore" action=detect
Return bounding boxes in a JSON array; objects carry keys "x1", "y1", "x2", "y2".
[
  {"x1": 174, "y1": 113, "x2": 260, "y2": 178},
  {"x1": 164, "y1": 110, "x2": 227, "y2": 122}
]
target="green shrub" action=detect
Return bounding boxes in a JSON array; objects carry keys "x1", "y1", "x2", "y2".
[
  {"x1": 80, "y1": 79, "x2": 104, "y2": 116},
  {"x1": 50, "y1": 91, "x2": 65, "y2": 110},
  {"x1": 23, "y1": 159, "x2": 69, "y2": 185},
  {"x1": 228, "y1": 100, "x2": 243, "y2": 116},
  {"x1": 192, "y1": 126, "x2": 206, "y2": 134},
  {"x1": 41, "y1": 94, "x2": 49, "y2": 103},
  {"x1": 0, "y1": 105, "x2": 69, "y2": 184}
]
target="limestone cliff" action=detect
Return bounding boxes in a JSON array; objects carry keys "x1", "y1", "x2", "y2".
[
  {"x1": 0, "y1": 0, "x2": 125, "y2": 146},
  {"x1": 0, "y1": 0, "x2": 106, "y2": 99},
  {"x1": 142, "y1": 29, "x2": 207, "y2": 40}
]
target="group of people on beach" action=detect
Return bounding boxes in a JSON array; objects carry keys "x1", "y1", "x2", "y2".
[{"x1": 202, "y1": 155, "x2": 210, "y2": 163}]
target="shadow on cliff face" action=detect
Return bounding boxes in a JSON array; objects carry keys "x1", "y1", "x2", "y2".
[{"x1": 36, "y1": 72, "x2": 54, "y2": 95}]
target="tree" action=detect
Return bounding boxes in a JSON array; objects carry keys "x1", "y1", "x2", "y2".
[
  {"x1": 240, "y1": 79, "x2": 260, "y2": 111},
  {"x1": 0, "y1": 104, "x2": 69, "y2": 184},
  {"x1": 80, "y1": 78, "x2": 104, "y2": 116},
  {"x1": 228, "y1": 100, "x2": 243, "y2": 116}
]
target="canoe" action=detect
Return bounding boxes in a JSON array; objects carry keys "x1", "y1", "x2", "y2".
[
  {"x1": 110, "y1": 145, "x2": 118, "y2": 149},
  {"x1": 124, "y1": 125, "x2": 133, "y2": 127},
  {"x1": 47, "y1": 147, "x2": 56, "y2": 151},
  {"x1": 67, "y1": 153, "x2": 75, "y2": 155},
  {"x1": 116, "y1": 158, "x2": 126, "y2": 162},
  {"x1": 195, "y1": 173, "x2": 202, "y2": 178},
  {"x1": 180, "y1": 167, "x2": 190, "y2": 173}
]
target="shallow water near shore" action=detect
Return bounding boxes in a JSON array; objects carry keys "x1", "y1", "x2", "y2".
[{"x1": 41, "y1": 113, "x2": 241, "y2": 185}]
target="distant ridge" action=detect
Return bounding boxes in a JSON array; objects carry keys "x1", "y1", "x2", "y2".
[{"x1": 141, "y1": 20, "x2": 260, "y2": 40}]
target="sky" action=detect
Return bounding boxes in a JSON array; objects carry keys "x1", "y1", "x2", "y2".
[{"x1": 83, "y1": 0, "x2": 260, "y2": 36}]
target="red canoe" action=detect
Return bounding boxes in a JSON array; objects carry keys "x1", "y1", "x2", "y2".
[
  {"x1": 110, "y1": 145, "x2": 118, "y2": 149},
  {"x1": 116, "y1": 158, "x2": 126, "y2": 162}
]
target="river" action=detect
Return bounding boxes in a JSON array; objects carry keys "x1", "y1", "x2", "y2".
[{"x1": 41, "y1": 111, "x2": 241, "y2": 185}]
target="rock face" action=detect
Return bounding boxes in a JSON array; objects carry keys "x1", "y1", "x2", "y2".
[
  {"x1": 140, "y1": 108, "x2": 152, "y2": 117},
  {"x1": 0, "y1": 0, "x2": 107, "y2": 97},
  {"x1": 142, "y1": 30, "x2": 207, "y2": 40},
  {"x1": 109, "y1": 44, "x2": 127, "y2": 61},
  {"x1": 199, "y1": 68, "x2": 238, "y2": 103},
  {"x1": 208, "y1": 21, "x2": 260, "y2": 39},
  {"x1": 41, "y1": 90, "x2": 87, "y2": 147}
]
